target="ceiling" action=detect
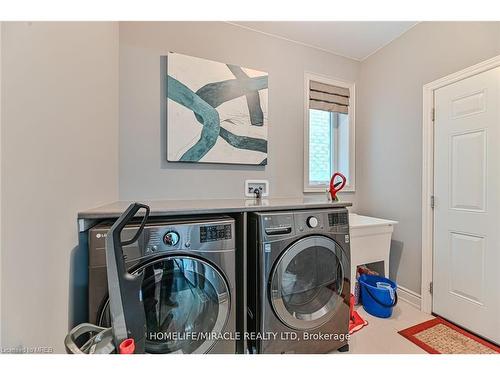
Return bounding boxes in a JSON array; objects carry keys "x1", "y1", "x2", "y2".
[{"x1": 229, "y1": 21, "x2": 418, "y2": 61}]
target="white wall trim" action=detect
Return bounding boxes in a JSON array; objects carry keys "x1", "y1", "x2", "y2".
[
  {"x1": 303, "y1": 71, "x2": 356, "y2": 194},
  {"x1": 398, "y1": 286, "x2": 422, "y2": 310},
  {"x1": 421, "y1": 54, "x2": 500, "y2": 314}
]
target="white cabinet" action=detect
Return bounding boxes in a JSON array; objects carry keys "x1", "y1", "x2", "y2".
[{"x1": 349, "y1": 214, "x2": 398, "y2": 294}]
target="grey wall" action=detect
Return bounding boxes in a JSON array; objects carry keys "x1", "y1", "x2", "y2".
[
  {"x1": 357, "y1": 21, "x2": 500, "y2": 294},
  {"x1": 119, "y1": 22, "x2": 359, "y2": 207},
  {"x1": 1, "y1": 22, "x2": 119, "y2": 352}
]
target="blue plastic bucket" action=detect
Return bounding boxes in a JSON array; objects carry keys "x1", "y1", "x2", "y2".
[{"x1": 359, "y1": 274, "x2": 398, "y2": 318}]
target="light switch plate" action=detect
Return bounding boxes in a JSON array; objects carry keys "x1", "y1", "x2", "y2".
[{"x1": 245, "y1": 180, "x2": 269, "y2": 198}]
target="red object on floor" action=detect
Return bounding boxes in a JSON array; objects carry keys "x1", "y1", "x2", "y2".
[
  {"x1": 119, "y1": 338, "x2": 135, "y2": 354},
  {"x1": 349, "y1": 294, "x2": 368, "y2": 335},
  {"x1": 398, "y1": 317, "x2": 500, "y2": 354}
]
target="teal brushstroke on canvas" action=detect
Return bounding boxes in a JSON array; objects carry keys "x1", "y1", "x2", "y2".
[
  {"x1": 167, "y1": 75, "x2": 268, "y2": 161},
  {"x1": 167, "y1": 76, "x2": 221, "y2": 161},
  {"x1": 218, "y1": 128, "x2": 267, "y2": 153},
  {"x1": 226, "y1": 64, "x2": 265, "y2": 126},
  {"x1": 167, "y1": 52, "x2": 269, "y2": 165},
  {"x1": 195, "y1": 75, "x2": 268, "y2": 112}
]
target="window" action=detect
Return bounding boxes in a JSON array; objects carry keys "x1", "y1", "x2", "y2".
[{"x1": 304, "y1": 73, "x2": 355, "y2": 192}]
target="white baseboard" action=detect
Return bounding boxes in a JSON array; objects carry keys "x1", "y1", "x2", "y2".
[{"x1": 398, "y1": 286, "x2": 422, "y2": 310}]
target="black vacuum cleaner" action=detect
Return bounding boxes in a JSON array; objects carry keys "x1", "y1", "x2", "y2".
[{"x1": 65, "y1": 203, "x2": 150, "y2": 354}]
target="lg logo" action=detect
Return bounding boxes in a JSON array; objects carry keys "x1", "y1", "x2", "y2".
[{"x1": 96, "y1": 233, "x2": 108, "y2": 239}]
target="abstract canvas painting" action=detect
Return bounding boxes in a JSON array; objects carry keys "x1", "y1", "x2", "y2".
[{"x1": 166, "y1": 52, "x2": 268, "y2": 165}]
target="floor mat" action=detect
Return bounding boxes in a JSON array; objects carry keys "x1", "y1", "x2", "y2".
[
  {"x1": 349, "y1": 310, "x2": 368, "y2": 335},
  {"x1": 398, "y1": 317, "x2": 500, "y2": 354}
]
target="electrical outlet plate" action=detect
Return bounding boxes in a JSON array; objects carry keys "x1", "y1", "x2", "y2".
[{"x1": 245, "y1": 180, "x2": 269, "y2": 198}]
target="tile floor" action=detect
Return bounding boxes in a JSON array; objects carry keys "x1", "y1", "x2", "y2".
[{"x1": 342, "y1": 300, "x2": 433, "y2": 354}]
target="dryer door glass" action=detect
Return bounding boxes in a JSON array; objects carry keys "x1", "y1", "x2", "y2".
[
  {"x1": 270, "y1": 236, "x2": 347, "y2": 330},
  {"x1": 99, "y1": 256, "x2": 231, "y2": 354}
]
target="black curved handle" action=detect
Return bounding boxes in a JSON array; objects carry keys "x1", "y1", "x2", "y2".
[
  {"x1": 117, "y1": 203, "x2": 150, "y2": 246},
  {"x1": 363, "y1": 286, "x2": 398, "y2": 308},
  {"x1": 106, "y1": 202, "x2": 150, "y2": 353}
]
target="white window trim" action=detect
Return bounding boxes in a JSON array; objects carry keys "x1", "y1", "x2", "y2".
[{"x1": 303, "y1": 72, "x2": 356, "y2": 193}]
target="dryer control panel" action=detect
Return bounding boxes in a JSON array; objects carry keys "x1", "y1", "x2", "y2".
[
  {"x1": 294, "y1": 209, "x2": 349, "y2": 234},
  {"x1": 200, "y1": 224, "x2": 233, "y2": 243},
  {"x1": 328, "y1": 211, "x2": 349, "y2": 228},
  {"x1": 258, "y1": 208, "x2": 349, "y2": 242},
  {"x1": 89, "y1": 216, "x2": 235, "y2": 267},
  {"x1": 261, "y1": 213, "x2": 295, "y2": 238}
]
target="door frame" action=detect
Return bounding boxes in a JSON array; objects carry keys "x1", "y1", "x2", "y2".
[{"x1": 421, "y1": 54, "x2": 500, "y2": 314}]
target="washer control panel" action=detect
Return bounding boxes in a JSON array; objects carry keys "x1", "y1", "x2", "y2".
[
  {"x1": 262, "y1": 213, "x2": 294, "y2": 237},
  {"x1": 200, "y1": 224, "x2": 232, "y2": 243},
  {"x1": 294, "y1": 209, "x2": 349, "y2": 234},
  {"x1": 259, "y1": 209, "x2": 350, "y2": 239},
  {"x1": 306, "y1": 216, "x2": 319, "y2": 228},
  {"x1": 163, "y1": 231, "x2": 180, "y2": 246},
  {"x1": 295, "y1": 213, "x2": 323, "y2": 232},
  {"x1": 88, "y1": 216, "x2": 235, "y2": 266},
  {"x1": 328, "y1": 211, "x2": 349, "y2": 228}
]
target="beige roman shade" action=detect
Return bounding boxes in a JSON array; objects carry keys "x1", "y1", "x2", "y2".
[{"x1": 309, "y1": 80, "x2": 350, "y2": 114}]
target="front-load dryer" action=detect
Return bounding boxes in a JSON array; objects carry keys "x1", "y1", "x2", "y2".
[
  {"x1": 247, "y1": 209, "x2": 350, "y2": 354},
  {"x1": 88, "y1": 216, "x2": 236, "y2": 354}
]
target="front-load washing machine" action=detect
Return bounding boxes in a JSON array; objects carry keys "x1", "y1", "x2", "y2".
[
  {"x1": 247, "y1": 208, "x2": 350, "y2": 354},
  {"x1": 88, "y1": 216, "x2": 236, "y2": 354}
]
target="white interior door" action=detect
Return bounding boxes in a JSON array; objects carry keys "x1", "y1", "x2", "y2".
[{"x1": 433, "y1": 66, "x2": 500, "y2": 344}]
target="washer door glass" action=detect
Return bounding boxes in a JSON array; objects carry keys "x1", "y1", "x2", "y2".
[
  {"x1": 270, "y1": 236, "x2": 347, "y2": 330},
  {"x1": 99, "y1": 256, "x2": 230, "y2": 354}
]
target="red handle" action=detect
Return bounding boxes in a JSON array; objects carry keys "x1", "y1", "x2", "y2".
[
  {"x1": 329, "y1": 172, "x2": 347, "y2": 201},
  {"x1": 119, "y1": 338, "x2": 135, "y2": 354}
]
